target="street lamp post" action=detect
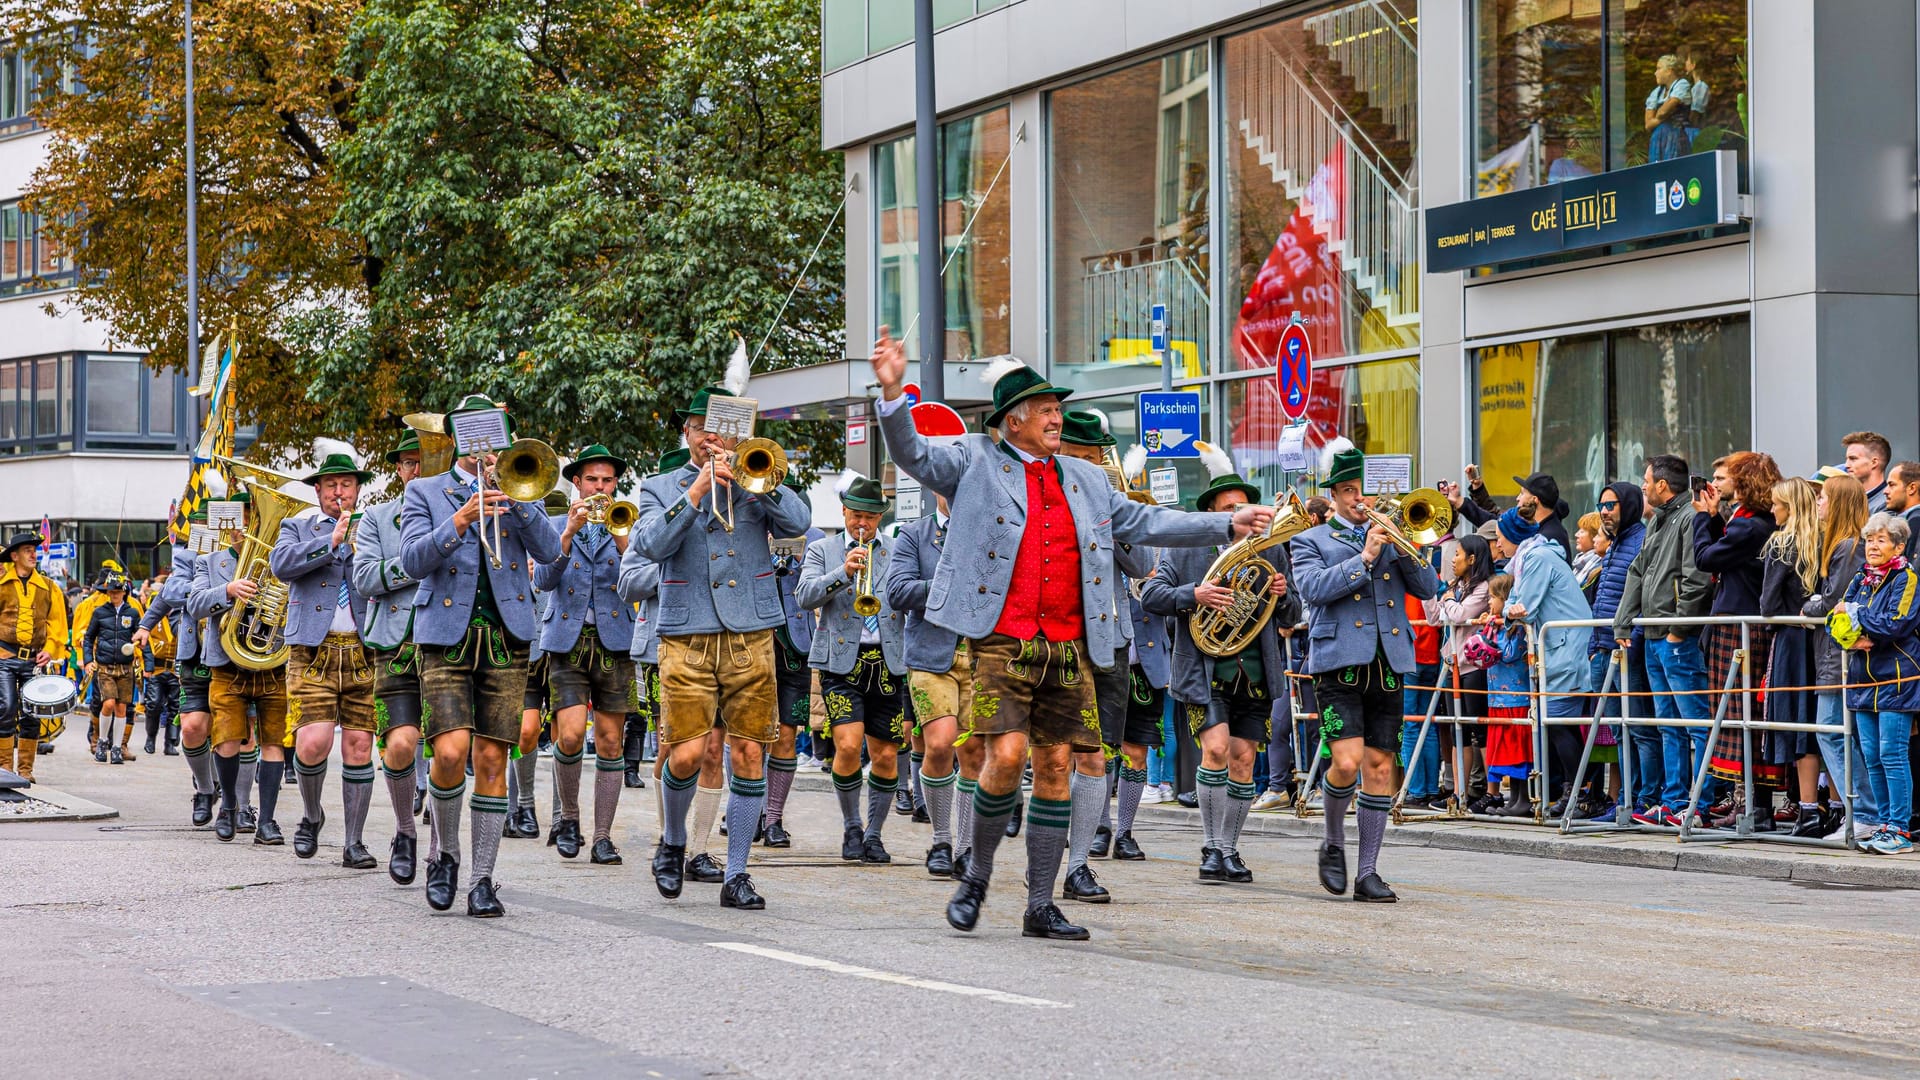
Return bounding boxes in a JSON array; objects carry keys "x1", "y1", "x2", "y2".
[
  {"x1": 913, "y1": 0, "x2": 944, "y2": 403},
  {"x1": 184, "y1": 0, "x2": 198, "y2": 382}
]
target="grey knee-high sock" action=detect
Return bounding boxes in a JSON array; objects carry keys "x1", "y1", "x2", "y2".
[
  {"x1": 183, "y1": 739, "x2": 216, "y2": 795},
  {"x1": 256, "y1": 760, "x2": 284, "y2": 824},
  {"x1": 763, "y1": 754, "x2": 797, "y2": 826},
  {"x1": 955, "y1": 775, "x2": 978, "y2": 855},
  {"x1": 725, "y1": 775, "x2": 765, "y2": 880},
  {"x1": 964, "y1": 785, "x2": 1018, "y2": 886},
  {"x1": 1322, "y1": 776, "x2": 1357, "y2": 847},
  {"x1": 237, "y1": 749, "x2": 259, "y2": 814},
  {"x1": 908, "y1": 751, "x2": 925, "y2": 807},
  {"x1": 1024, "y1": 796, "x2": 1073, "y2": 912},
  {"x1": 1224, "y1": 778, "x2": 1256, "y2": 853},
  {"x1": 514, "y1": 752, "x2": 538, "y2": 809},
  {"x1": 384, "y1": 760, "x2": 417, "y2": 836},
  {"x1": 341, "y1": 762, "x2": 375, "y2": 849},
  {"x1": 661, "y1": 765, "x2": 698, "y2": 847},
  {"x1": 469, "y1": 792, "x2": 509, "y2": 880},
  {"x1": 1065, "y1": 770, "x2": 1106, "y2": 873},
  {"x1": 833, "y1": 770, "x2": 864, "y2": 829},
  {"x1": 592, "y1": 751, "x2": 624, "y2": 843},
  {"x1": 415, "y1": 742, "x2": 429, "y2": 792},
  {"x1": 506, "y1": 756, "x2": 521, "y2": 811},
  {"x1": 553, "y1": 745, "x2": 583, "y2": 821},
  {"x1": 864, "y1": 772, "x2": 896, "y2": 842},
  {"x1": 296, "y1": 756, "x2": 328, "y2": 827},
  {"x1": 691, "y1": 785, "x2": 723, "y2": 854},
  {"x1": 1116, "y1": 765, "x2": 1147, "y2": 835},
  {"x1": 215, "y1": 752, "x2": 240, "y2": 811},
  {"x1": 431, "y1": 778, "x2": 465, "y2": 863},
  {"x1": 923, "y1": 768, "x2": 957, "y2": 847},
  {"x1": 1357, "y1": 791, "x2": 1391, "y2": 879},
  {"x1": 1196, "y1": 766, "x2": 1228, "y2": 850}
]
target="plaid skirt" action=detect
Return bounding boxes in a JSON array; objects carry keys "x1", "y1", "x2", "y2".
[{"x1": 1704, "y1": 622, "x2": 1784, "y2": 785}]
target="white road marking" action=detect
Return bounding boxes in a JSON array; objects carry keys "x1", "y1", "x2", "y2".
[{"x1": 705, "y1": 942, "x2": 1070, "y2": 1008}]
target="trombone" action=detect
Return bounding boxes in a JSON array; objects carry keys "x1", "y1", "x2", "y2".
[
  {"x1": 703, "y1": 436, "x2": 787, "y2": 532},
  {"x1": 477, "y1": 438, "x2": 560, "y2": 568}
]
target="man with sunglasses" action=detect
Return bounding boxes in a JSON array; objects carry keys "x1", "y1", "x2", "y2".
[{"x1": 1588, "y1": 482, "x2": 1651, "y2": 816}]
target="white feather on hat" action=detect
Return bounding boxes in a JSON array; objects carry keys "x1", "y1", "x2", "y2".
[
  {"x1": 204, "y1": 471, "x2": 228, "y2": 500},
  {"x1": 1318, "y1": 436, "x2": 1356, "y2": 477},
  {"x1": 1121, "y1": 444, "x2": 1147, "y2": 483},
  {"x1": 833, "y1": 469, "x2": 862, "y2": 496},
  {"x1": 981, "y1": 355, "x2": 1031, "y2": 387},
  {"x1": 312, "y1": 436, "x2": 361, "y2": 468},
  {"x1": 722, "y1": 332, "x2": 751, "y2": 397},
  {"x1": 1195, "y1": 440, "x2": 1235, "y2": 481}
]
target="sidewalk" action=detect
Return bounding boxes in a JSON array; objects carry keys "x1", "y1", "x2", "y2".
[{"x1": 0, "y1": 783, "x2": 119, "y2": 823}]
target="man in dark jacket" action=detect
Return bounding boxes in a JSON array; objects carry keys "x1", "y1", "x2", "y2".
[
  {"x1": 1588, "y1": 481, "x2": 1651, "y2": 813},
  {"x1": 1448, "y1": 468, "x2": 1571, "y2": 561}
]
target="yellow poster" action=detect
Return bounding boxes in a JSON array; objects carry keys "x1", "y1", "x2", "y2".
[{"x1": 1476, "y1": 342, "x2": 1537, "y2": 497}]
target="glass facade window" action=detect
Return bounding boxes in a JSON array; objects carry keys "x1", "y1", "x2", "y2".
[
  {"x1": 1075, "y1": 387, "x2": 1213, "y2": 508},
  {"x1": 823, "y1": 1, "x2": 1010, "y2": 73},
  {"x1": 873, "y1": 107, "x2": 1012, "y2": 363},
  {"x1": 1224, "y1": 356, "x2": 1421, "y2": 507},
  {"x1": 87, "y1": 355, "x2": 141, "y2": 434},
  {"x1": 1473, "y1": 315, "x2": 1750, "y2": 514},
  {"x1": 1474, "y1": 0, "x2": 1748, "y2": 195},
  {"x1": 0, "y1": 27, "x2": 90, "y2": 137},
  {"x1": 0, "y1": 198, "x2": 75, "y2": 296},
  {"x1": 1050, "y1": 45, "x2": 1210, "y2": 394},
  {"x1": 1222, "y1": 6, "x2": 1419, "y2": 378},
  {"x1": 0, "y1": 353, "x2": 184, "y2": 457}
]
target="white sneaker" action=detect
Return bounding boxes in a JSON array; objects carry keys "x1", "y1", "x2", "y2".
[
  {"x1": 1141, "y1": 786, "x2": 1164, "y2": 805},
  {"x1": 1250, "y1": 790, "x2": 1290, "y2": 813},
  {"x1": 1824, "y1": 819, "x2": 1878, "y2": 841},
  {"x1": 1158, "y1": 783, "x2": 1175, "y2": 802}
]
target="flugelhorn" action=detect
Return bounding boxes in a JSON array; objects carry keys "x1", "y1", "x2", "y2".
[
  {"x1": 1363, "y1": 486, "x2": 1452, "y2": 562},
  {"x1": 1188, "y1": 492, "x2": 1312, "y2": 656},
  {"x1": 586, "y1": 493, "x2": 639, "y2": 537}
]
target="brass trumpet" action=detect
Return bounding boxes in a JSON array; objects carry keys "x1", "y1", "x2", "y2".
[
  {"x1": 851, "y1": 537, "x2": 881, "y2": 617},
  {"x1": 1363, "y1": 486, "x2": 1452, "y2": 562},
  {"x1": 585, "y1": 493, "x2": 639, "y2": 537}
]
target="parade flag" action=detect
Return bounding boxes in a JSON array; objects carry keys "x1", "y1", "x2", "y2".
[{"x1": 170, "y1": 332, "x2": 240, "y2": 543}]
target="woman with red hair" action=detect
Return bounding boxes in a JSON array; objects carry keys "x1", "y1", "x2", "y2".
[{"x1": 1695, "y1": 451, "x2": 1784, "y2": 826}]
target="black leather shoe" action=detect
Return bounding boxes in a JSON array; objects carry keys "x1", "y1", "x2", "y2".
[
  {"x1": 236, "y1": 807, "x2": 258, "y2": 834},
  {"x1": 293, "y1": 818, "x2": 322, "y2": 859},
  {"x1": 1318, "y1": 842, "x2": 1349, "y2": 895},
  {"x1": 651, "y1": 842, "x2": 685, "y2": 899},
  {"x1": 1063, "y1": 865, "x2": 1110, "y2": 903},
  {"x1": 191, "y1": 793, "x2": 215, "y2": 827},
  {"x1": 389, "y1": 833, "x2": 417, "y2": 884},
  {"x1": 213, "y1": 808, "x2": 236, "y2": 842},
  {"x1": 425, "y1": 853, "x2": 460, "y2": 911},
  {"x1": 1352, "y1": 872, "x2": 1398, "y2": 903},
  {"x1": 841, "y1": 823, "x2": 864, "y2": 861},
  {"x1": 861, "y1": 835, "x2": 891, "y2": 864},
  {"x1": 412, "y1": 788, "x2": 426, "y2": 818},
  {"x1": 1005, "y1": 808, "x2": 1023, "y2": 838},
  {"x1": 502, "y1": 808, "x2": 528, "y2": 839},
  {"x1": 144, "y1": 735, "x2": 157, "y2": 756},
  {"x1": 951, "y1": 848, "x2": 970, "y2": 882},
  {"x1": 763, "y1": 821, "x2": 791, "y2": 848},
  {"x1": 466, "y1": 875, "x2": 505, "y2": 917},
  {"x1": 687, "y1": 852, "x2": 724, "y2": 883},
  {"x1": 1198, "y1": 846, "x2": 1226, "y2": 881},
  {"x1": 946, "y1": 878, "x2": 988, "y2": 932},
  {"x1": 1021, "y1": 902, "x2": 1091, "y2": 941},
  {"x1": 1113, "y1": 831, "x2": 1146, "y2": 860},
  {"x1": 894, "y1": 787, "x2": 915, "y2": 815},
  {"x1": 1089, "y1": 824, "x2": 1112, "y2": 859},
  {"x1": 1222, "y1": 850, "x2": 1253, "y2": 883},
  {"x1": 912, "y1": 800, "x2": 931, "y2": 824},
  {"x1": 925, "y1": 841, "x2": 953, "y2": 877},
  {"x1": 720, "y1": 873, "x2": 765, "y2": 910},
  {"x1": 554, "y1": 818, "x2": 583, "y2": 859},
  {"x1": 164, "y1": 737, "x2": 180, "y2": 756},
  {"x1": 342, "y1": 842, "x2": 377, "y2": 870},
  {"x1": 284, "y1": 765, "x2": 298, "y2": 786},
  {"x1": 590, "y1": 838, "x2": 622, "y2": 865},
  {"x1": 624, "y1": 765, "x2": 645, "y2": 789},
  {"x1": 545, "y1": 820, "x2": 562, "y2": 847},
  {"x1": 253, "y1": 819, "x2": 284, "y2": 845},
  {"x1": 509, "y1": 805, "x2": 538, "y2": 839},
  {"x1": 1175, "y1": 790, "x2": 1199, "y2": 809}
]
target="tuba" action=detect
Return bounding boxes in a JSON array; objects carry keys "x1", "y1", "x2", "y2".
[
  {"x1": 1188, "y1": 492, "x2": 1313, "y2": 656},
  {"x1": 1363, "y1": 487, "x2": 1453, "y2": 562},
  {"x1": 218, "y1": 476, "x2": 317, "y2": 671},
  {"x1": 400, "y1": 412, "x2": 457, "y2": 477}
]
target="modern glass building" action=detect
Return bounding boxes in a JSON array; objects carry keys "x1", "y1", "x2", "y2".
[{"x1": 777, "y1": 0, "x2": 1918, "y2": 513}]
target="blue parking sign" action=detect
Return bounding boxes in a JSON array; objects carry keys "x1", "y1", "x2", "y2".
[{"x1": 1138, "y1": 391, "x2": 1201, "y2": 458}]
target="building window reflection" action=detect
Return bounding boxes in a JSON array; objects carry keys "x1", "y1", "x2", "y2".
[{"x1": 1224, "y1": 356, "x2": 1420, "y2": 507}]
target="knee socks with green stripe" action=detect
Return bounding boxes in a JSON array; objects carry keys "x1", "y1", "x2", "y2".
[
  {"x1": 593, "y1": 752, "x2": 624, "y2": 843},
  {"x1": 964, "y1": 785, "x2": 1018, "y2": 886},
  {"x1": 1116, "y1": 764, "x2": 1148, "y2": 835},
  {"x1": 431, "y1": 778, "x2": 466, "y2": 863},
  {"x1": 341, "y1": 761, "x2": 375, "y2": 849},
  {"x1": 237, "y1": 749, "x2": 258, "y2": 816},
  {"x1": 296, "y1": 755, "x2": 329, "y2": 828},
  {"x1": 384, "y1": 759, "x2": 417, "y2": 837},
  {"x1": 833, "y1": 769, "x2": 864, "y2": 830},
  {"x1": 864, "y1": 772, "x2": 896, "y2": 842},
  {"x1": 553, "y1": 744, "x2": 584, "y2": 822},
  {"x1": 1321, "y1": 776, "x2": 1357, "y2": 847},
  {"x1": 660, "y1": 765, "x2": 698, "y2": 847},
  {"x1": 922, "y1": 766, "x2": 957, "y2": 847},
  {"x1": 1197, "y1": 766, "x2": 1229, "y2": 851},
  {"x1": 725, "y1": 774, "x2": 765, "y2": 880},
  {"x1": 183, "y1": 739, "x2": 216, "y2": 796},
  {"x1": 955, "y1": 775, "x2": 978, "y2": 856},
  {"x1": 1223, "y1": 778, "x2": 1256, "y2": 854},
  {"x1": 762, "y1": 754, "x2": 798, "y2": 827},
  {"x1": 1065, "y1": 770, "x2": 1106, "y2": 873},
  {"x1": 470, "y1": 791, "x2": 509, "y2": 880},
  {"x1": 1024, "y1": 796, "x2": 1073, "y2": 912},
  {"x1": 1356, "y1": 790, "x2": 1391, "y2": 880}
]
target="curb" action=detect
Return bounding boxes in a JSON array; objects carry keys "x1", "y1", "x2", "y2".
[
  {"x1": 0, "y1": 784, "x2": 120, "y2": 823},
  {"x1": 1133, "y1": 803, "x2": 1920, "y2": 890}
]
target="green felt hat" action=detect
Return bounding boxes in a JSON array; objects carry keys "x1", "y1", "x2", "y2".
[
  {"x1": 188, "y1": 508, "x2": 208, "y2": 523},
  {"x1": 1323, "y1": 446, "x2": 1365, "y2": 488},
  {"x1": 563, "y1": 443, "x2": 628, "y2": 483},
  {"x1": 1059, "y1": 409, "x2": 1115, "y2": 448},
  {"x1": 658, "y1": 446, "x2": 691, "y2": 473},
  {"x1": 983, "y1": 359, "x2": 1072, "y2": 429},
  {"x1": 302, "y1": 453, "x2": 375, "y2": 486},
  {"x1": 1196, "y1": 474, "x2": 1261, "y2": 512},
  {"x1": 839, "y1": 475, "x2": 889, "y2": 513},
  {"x1": 384, "y1": 429, "x2": 421, "y2": 464},
  {"x1": 543, "y1": 491, "x2": 572, "y2": 516},
  {"x1": 676, "y1": 385, "x2": 729, "y2": 425}
]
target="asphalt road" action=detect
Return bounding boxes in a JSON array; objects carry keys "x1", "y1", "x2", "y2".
[{"x1": 5, "y1": 729, "x2": 1917, "y2": 1080}]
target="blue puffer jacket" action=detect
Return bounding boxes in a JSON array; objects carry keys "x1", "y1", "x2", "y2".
[
  {"x1": 1589, "y1": 519, "x2": 1645, "y2": 653},
  {"x1": 1840, "y1": 563, "x2": 1920, "y2": 714}
]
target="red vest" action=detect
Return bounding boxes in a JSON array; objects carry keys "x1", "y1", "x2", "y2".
[{"x1": 993, "y1": 458, "x2": 1084, "y2": 642}]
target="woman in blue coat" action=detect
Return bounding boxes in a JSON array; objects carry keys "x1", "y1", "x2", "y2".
[{"x1": 1835, "y1": 512, "x2": 1920, "y2": 854}]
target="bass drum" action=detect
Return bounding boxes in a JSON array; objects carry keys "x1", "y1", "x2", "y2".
[{"x1": 22, "y1": 674, "x2": 77, "y2": 741}]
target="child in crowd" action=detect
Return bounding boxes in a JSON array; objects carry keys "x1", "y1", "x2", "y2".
[{"x1": 1479, "y1": 573, "x2": 1535, "y2": 816}]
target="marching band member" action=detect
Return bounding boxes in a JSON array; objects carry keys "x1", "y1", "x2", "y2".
[
  {"x1": 0, "y1": 531, "x2": 68, "y2": 782},
  {"x1": 1140, "y1": 445, "x2": 1298, "y2": 883},
  {"x1": 351, "y1": 429, "x2": 428, "y2": 885},
  {"x1": 1053, "y1": 411, "x2": 1158, "y2": 902},
  {"x1": 187, "y1": 490, "x2": 291, "y2": 844},
  {"x1": 400, "y1": 394, "x2": 562, "y2": 917},
  {"x1": 886, "y1": 493, "x2": 985, "y2": 879},
  {"x1": 1289, "y1": 439, "x2": 1441, "y2": 903},
  {"x1": 271, "y1": 443, "x2": 377, "y2": 868},
  {"x1": 141, "y1": 520, "x2": 213, "y2": 821},
  {"x1": 1115, "y1": 547, "x2": 1171, "y2": 859},
  {"x1": 510, "y1": 550, "x2": 553, "y2": 842},
  {"x1": 138, "y1": 564, "x2": 180, "y2": 757},
  {"x1": 759, "y1": 507, "x2": 819, "y2": 848},
  {"x1": 870, "y1": 328, "x2": 1273, "y2": 939},
  {"x1": 619, "y1": 446, "x2": 689, "y2": 834},
  {"x1": 535, "y1": 444, "x2": 638, "y2": 865},
  {"x1": 796, "y1": 474, "x2": 907, "y2": 865},
  {"x1": 631, "y1": 382, "x2": 811, "y2": 911},
  {"x1": 82, "y1": 572, "x2": 140, "y2": 764}
]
